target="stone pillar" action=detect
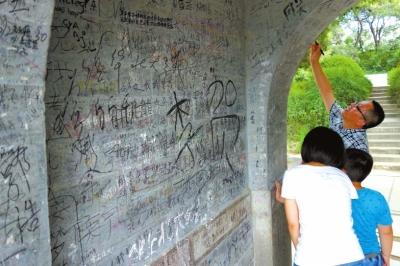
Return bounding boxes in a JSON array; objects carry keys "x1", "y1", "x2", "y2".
[{"x1": 245, "y1": 0, "x2": 359, "y2": 265}]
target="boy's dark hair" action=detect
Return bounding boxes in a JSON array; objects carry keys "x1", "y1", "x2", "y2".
[
  {"x1": 301, "y1": 126, "x2": 345, "y2": 169},
  {"x1": 344, "y1": 148, "x2": 373, "y2": 182},
  {"x1": 363, "y1": 100, "x2": 385, "y2": 129}
]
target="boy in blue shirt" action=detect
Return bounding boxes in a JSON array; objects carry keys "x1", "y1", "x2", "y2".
[{"x1": 344, "y1": 148, "x2": 393, "y2": 266}]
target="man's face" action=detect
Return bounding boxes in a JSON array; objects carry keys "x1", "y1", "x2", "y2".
[{"x1": 342, "y1": 101, "x2": 374, "y2": 128}]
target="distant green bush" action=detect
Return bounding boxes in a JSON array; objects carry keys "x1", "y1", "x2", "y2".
[
  {"x1": 287, "y1": 55, "x2": 372, "y2": 152},
  {"x1": 388, "y1": 66, "x2": 400, "y2": 105},
  {"x1": 357, "y1": 48, "x2": 400, "y2": 74}
]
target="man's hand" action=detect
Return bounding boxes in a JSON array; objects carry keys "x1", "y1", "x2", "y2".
[
  {"x1": 309, "y1": 42, "x2": 335, "y2": 111},
  {"x1": 309, "y1": 43, "x2": 322, "y2": 65}
]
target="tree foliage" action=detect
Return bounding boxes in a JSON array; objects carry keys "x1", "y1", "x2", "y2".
[
  {"x1": 388, "y1": 65, "x2": 400, "y2": 105},
  {"x1": 342, "y1": 0, "x2": 400, "y2": 51},
  {"x1": 287, "y1": 56, "x2": 371, "y2": 152},
  {"x1": 287, "y1": 0, "x2": 400, "y2": 151}
]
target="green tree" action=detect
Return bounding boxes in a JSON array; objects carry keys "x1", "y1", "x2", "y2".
[
  {"x1": 344, "y1": 0, "x2": 400, "y2": 51},
  {"x1": 287, "y1": 55, "x2": 371, "y2": 152}
]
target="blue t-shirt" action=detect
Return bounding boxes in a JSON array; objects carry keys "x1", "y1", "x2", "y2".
[{"x1": 352, "y1": 187, "x2": 393, "y2": 255}]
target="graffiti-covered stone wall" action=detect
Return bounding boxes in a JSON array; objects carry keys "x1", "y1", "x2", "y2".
[
  {"x1": 0, "y1": 0, "x2": 54, "y2": 265},
  {"x1": 0, "y1": 0, "x2": 360, "y2": 265},
  {"x1": 45, "y1": 0, "x2": 250, "y2": 265}
]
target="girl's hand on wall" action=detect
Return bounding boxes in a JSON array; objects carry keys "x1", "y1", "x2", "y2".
[{"x1": 275, "y1": 181, "x2": 284, "y2": 204}]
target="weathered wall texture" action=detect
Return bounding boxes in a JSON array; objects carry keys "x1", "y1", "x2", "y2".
[
  {"x1": 0, "y1": 0, "x2": 360, "y2": 265},
  {"x1": 0, "y1": 0, "x2": 54, "y2": 265},
  {"x1": 44, "y1": 0, "x2": 250, "y2": 265}
]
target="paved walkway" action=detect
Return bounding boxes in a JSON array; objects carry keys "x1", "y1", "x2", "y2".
[
  {"x1": 365, "y1": 73, "x2": 400, "y2": 265},
  {"x1": 366, "y1": 73, "x2": 388, "y2": 87}
]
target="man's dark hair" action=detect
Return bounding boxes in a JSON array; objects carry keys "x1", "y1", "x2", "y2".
[
  {"x1": 301, "y1": 126, "x2": 345, "y2": 169},
  {"x1": 344, "y1": 148, "x2": 373, "y2": 182},
  {"x1": 363, "y1": 100, "x2": 385, "y2": 129}
]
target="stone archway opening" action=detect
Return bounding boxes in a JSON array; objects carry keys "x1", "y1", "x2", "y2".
[
  {"x1": 266, "y1": 1, "x2": 400, "y2": 264},
  {"x1": 247, "y1": 1, "x2": 361, "y2": 265}
]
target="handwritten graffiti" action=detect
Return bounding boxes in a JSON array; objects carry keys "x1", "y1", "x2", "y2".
[
  {"x1": 56, "y1": 0, "x2": 97, "y2": 16},
  {"x1": 42, "y1": 0, "x2": 247, "y2": 263},
  {"x1": 0, "y1": 146, "x2": 40, "y2": 246},
  {"x1": 211, "y1": 115, "x2": 240, "y2": 172},
  {"x1": 48, "y1": 190, "x2": 119, "y2": 265},
  {"x1": 173, "y1": 0, "x2": 192, "y2": 10},
  {"x1": 0, "y1": 15, "x2": 48, "y2": 55},
  {"x1": 198, "y1": 220, "x2": 252, "y2": 266},
  {"x1": 283, "y1": 0, "x2": 307, "y2": 20},
  {"x1": 50, "y1": 18, "x2": 96, "y2": 53},
  {"x1": 167, "y1": 92, "x2": 203, "y2": 169},
  {"x1": 0, "y1": 0, "x2": 30, "y2": 14},
  {"x1": 120, "y1": 8, "x2": 173, "y2": 29},
  {"x1": 206, "y1": 79, "x2": 237, "y2": 114},
  {"x1": 167, "y1": 79, "x2": 241, "y2": 174},
  {"x1": 206, "y1": 80, "x2": 240, "y2": 174}
]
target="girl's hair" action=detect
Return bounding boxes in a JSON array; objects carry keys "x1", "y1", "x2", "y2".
[{"x1": 301, "y1": 126, "x2": 345, "y2": 168}]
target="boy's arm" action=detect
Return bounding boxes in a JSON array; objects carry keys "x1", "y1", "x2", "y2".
[
  {"x1": 378, "y1": 225, "x2": 393, "y2": 266},
  {"x1": 309, "y1": 44, "x2": 335, "y2": 112},
  {"x1": 284, "y1": 199, "x2": 299, "y2": 248}
]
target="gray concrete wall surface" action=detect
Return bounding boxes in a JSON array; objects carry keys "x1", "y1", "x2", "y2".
[
  {"x1": 0, "y1": 0, "x2": 54, "y2": 265},
  {"x1": 44, "y1": 0, "x2": 250, "y2": 265},
  {"x1": 0, "y1": 0, "x2": 361, "y2": 265}
]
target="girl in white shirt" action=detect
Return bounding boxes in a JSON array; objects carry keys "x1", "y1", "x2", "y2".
[{"x1": 282, "y1": 126, "x2": 364, "y2": 266}]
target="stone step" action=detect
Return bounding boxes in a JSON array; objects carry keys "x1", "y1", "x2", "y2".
[
  {"x1": 370, "y1": 95, "x2": 391, "y2": 100},
  {"x1": 380, "y1": 116, "x2": 400, "y2": 121},
  {"x1": 369, "y1": 126, "x2": 400, "y2": 133},
  {"x1": 369, "y1": 90, "x2": 390, "y2": 97},
  {"x1": 381, "y1": 103, "x2": 400, "y2": 109},
  {"x1": 378, "y1": 120, "x2": 400, "y2": 127},
  {"x1": 373, "y1": 162, "x2": 400, "y2": 171},
  {"x1": 377, "y1": 125, "x2": 400, "y2": 130},
  {"x1": 368, "y1": 132, "x2": 400, "y2": 140},
  {"x1": 382, "y1": 108, "x2": 400, "y2": 113},
  {"x1": 369, "y1": 147, "x2": 400, "y2": 155},
  {"x1": 381, "y1": 115, "x2": 399, "y2": 120},
  {"x1": 370, "y1": 91, "x2": 387, "y2": 96},
  {"x1": 371, "y1": 94, "x2": 387, "y2": 99},
  {"x1": 381, "y1": 105, "x2": 400, "y2": 110},
  {"x1": 370, "y1": 154, "x2": 400, "y2": 163},
  {"x1": 385, "y1": 113, "x2": 400, "y2": 118},
  {"x1": 371, "y1": 88, "x2": 387, "y2": 92},
  {"x1": 367, "y1": 139, "x2": 400, "y2": 147},
  {"x1": 372, "y1": 86, "x2": 390, "y2": 91},
  {"x1": 377, "y1": 99, "x2": 396, "y2": 104},
  {"x1": 372, "y1": 90, "x2": 390, "y2": 95}
]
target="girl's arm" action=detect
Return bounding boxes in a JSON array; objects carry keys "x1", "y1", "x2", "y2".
[
  {"x1": 275, "y1": 181, "x2": 285, "y2": 204},
  {"x1": 284, "y1": 199, "x2": 300, "y2": 248},
  {"x1": 378, "y1": 225, "x2": 393, "y2": 266}
]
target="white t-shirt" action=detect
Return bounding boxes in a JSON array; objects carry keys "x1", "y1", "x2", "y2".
[{"x1": 282, "y1": 164, "x2": 364, "y2": 266}]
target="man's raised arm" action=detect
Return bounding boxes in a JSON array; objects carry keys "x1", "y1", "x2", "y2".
[{"x1": 309, "y1": 43, "x2": 335, "y2": 112}]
